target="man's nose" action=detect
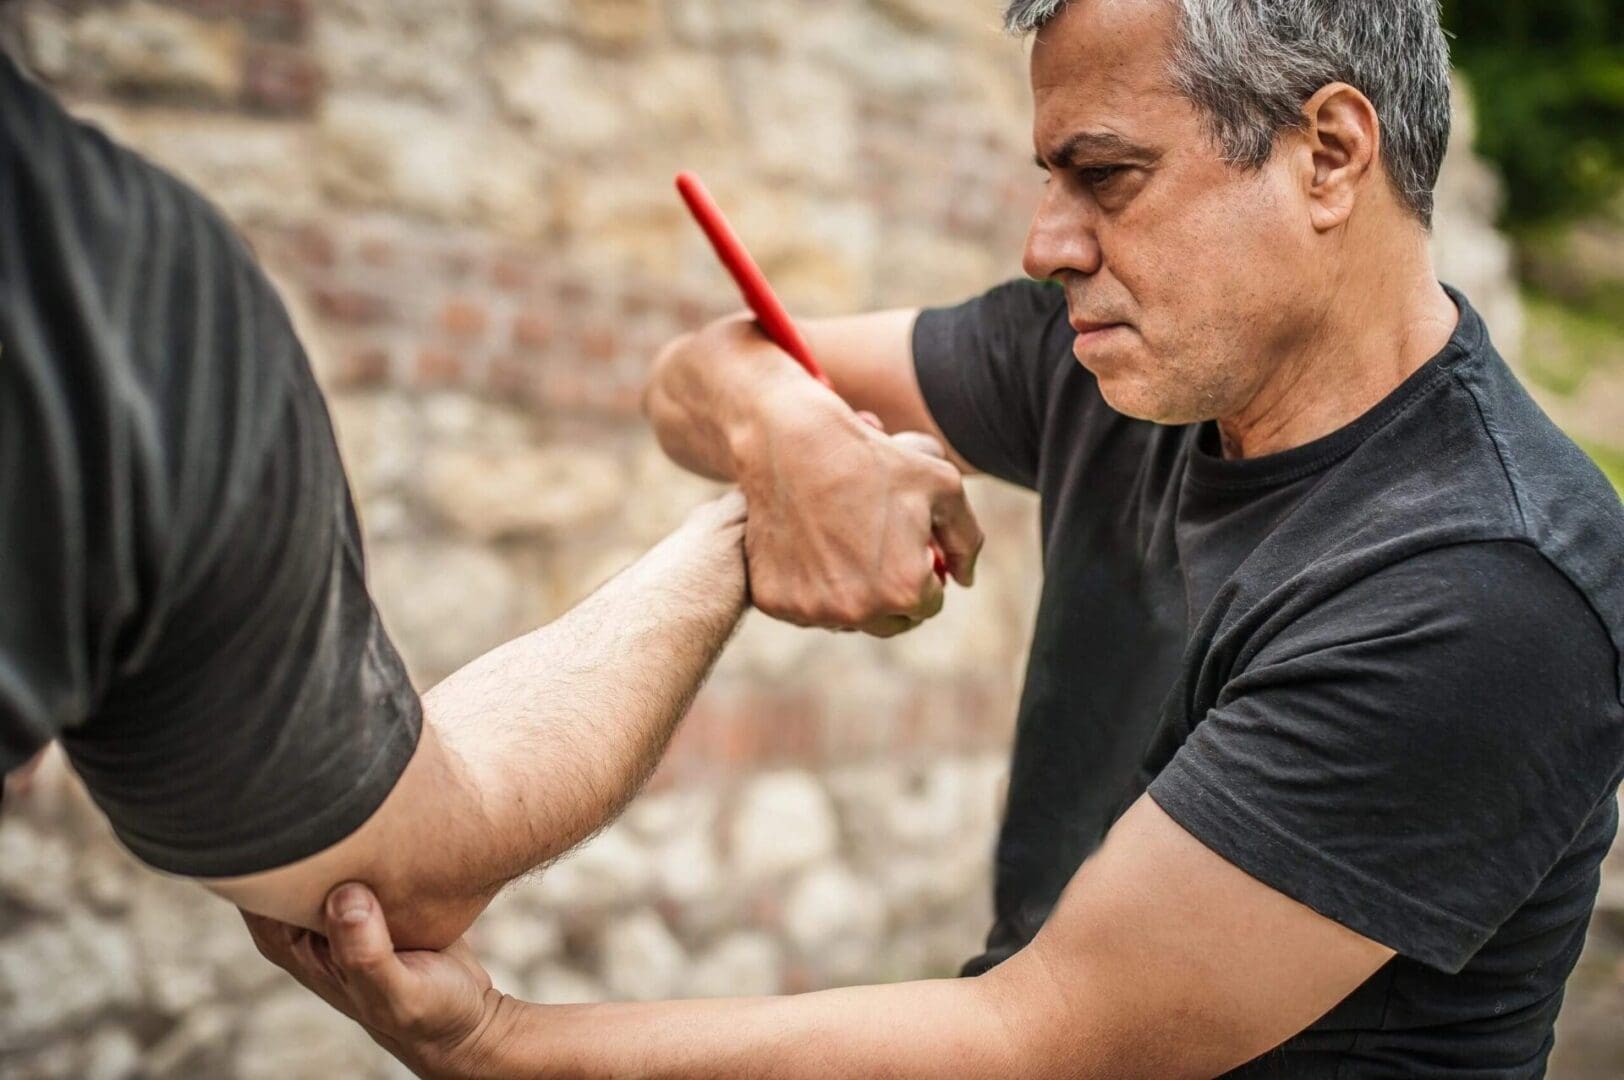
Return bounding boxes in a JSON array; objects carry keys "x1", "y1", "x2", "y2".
[{"x1": 1023, "y1": 186, "x2": 1102, "y2": 281}]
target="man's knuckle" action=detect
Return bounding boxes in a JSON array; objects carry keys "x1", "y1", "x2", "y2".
[
  {"x1": 390, "y1": 994, "x2": 428, "y2": 1032},
  {"x1": 927, "y1": 458, "x2": 962, "y2": 492},
  {"x1": 828, "y1": 588, "x2": 875, "y2": 626},
  {"x1": 882, "y1": 577, "x2": 925, "y2": 614}
]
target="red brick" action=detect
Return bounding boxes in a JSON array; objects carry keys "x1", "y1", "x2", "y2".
[
  {"x1": 439, "y1": 299, "x2": 488, "y2": 340},
  {"x1": 751, "y1": 693, "x2": 822, "y2": 764},
  {"x1": 538, "y1": 371, "x2": 591, "y2": 411},
  {"x1": 820, "y1": 702, "x2": 897, "y2": 763},
  {"x1": 439, "y1": 250, "x2": 477, "y2": 281},
  {"x1": 674, "y1": 295, "x2": 713, "y2": 328},
  {"x1": 312, "y1": 286, "x2": 390, "y2": 324},
  {"x1": 511, "y1": 312, "x2": 554, "y2": 351},
  {"x1": 557, "y1": 279, "x2": 593, "y2": 307},
  {"x1": 243, "y1": 42, "x2": 324, "y2": 115},
  {"x1": 485, "y1": 354, "x2": 538, "y2": 399},
  {"x1": 750, "y1": 891, "x2": 784, "y2": 929},
  {"x1": 781, "y1": 964, "x2": 816, "y2": 995},
  {"x1": 491, "y1": 255, "x2": 535, "y2": 292},
  {"x1": 415, "y1": 348, "x2": 463, "y2": 387},
  {"x1": 657, "y1": 702, "x2": 725, "y2": 778},
  {"x1": 171, "y1": 0, "x2": 311, "y2": 41},
  {"x1": 358, "y1": 237, "x2": 395, "y2": 269},
  {"x1": 288, "y1": 223, "x2": 335, "y2": 269},
  {"x1": 580, "y1": 327, "x2": 618, "y2": 362},
  {"x1": 330, "y1": 346, "x2": 392, "y2": 387},
  {"x1": 606, "y1": 382, "x2": 644, "y2": 415},
  {"x1": 621, "y1": 288, "x2": 657, "y2": 319}
]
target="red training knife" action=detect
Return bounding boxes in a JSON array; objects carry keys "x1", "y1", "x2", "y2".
[{"x1": 675, "y1": 171, "x2": 948, "y2": 583}]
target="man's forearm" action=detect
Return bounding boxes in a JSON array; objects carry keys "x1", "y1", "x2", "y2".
[{"x1": 469, "y1": 974, "x2": 1045, "y2": 1080}]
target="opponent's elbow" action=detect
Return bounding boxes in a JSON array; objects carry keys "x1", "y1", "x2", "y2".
[{"x1": 364, "y1": 879, "x2": 496, "y2": 952}]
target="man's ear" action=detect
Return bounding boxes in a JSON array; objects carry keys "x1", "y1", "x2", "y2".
[{"x1": 1298, "y1": 82, "x2": 1381, "y2": 232}]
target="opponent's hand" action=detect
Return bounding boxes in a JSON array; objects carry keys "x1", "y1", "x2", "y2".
[
  {"x1": 242, "y1": 884, "x2": 506, "y2": 1080},
  {"x1": 740, "y1": 389, "x2": 982, "y2": 638}
]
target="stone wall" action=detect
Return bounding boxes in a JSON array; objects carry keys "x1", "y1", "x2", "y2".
[{"x1": 0, "y1": 2, "x2": 1605, "y2": 1078}]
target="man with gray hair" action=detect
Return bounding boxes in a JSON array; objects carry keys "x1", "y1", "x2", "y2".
[{"x1": 254, "y1": 1, "x2": 1624, "y2": 1076}]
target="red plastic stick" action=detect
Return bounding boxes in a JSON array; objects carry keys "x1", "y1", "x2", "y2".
[
  {"x1": 676, "y1": 173, "x2": 830, "y2": 387},
  {"x1": 675, "y1": 171, "x2": 948, "y2": 583}
]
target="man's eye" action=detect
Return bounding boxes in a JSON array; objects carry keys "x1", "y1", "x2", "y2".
[{"x1": 1078, "y1": 166, "x2": 1126, "y2": 187}]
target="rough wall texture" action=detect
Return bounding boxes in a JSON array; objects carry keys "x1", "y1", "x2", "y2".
[{"x1": 0, "y1": 2, "x2": 1610, "y2": 1078}]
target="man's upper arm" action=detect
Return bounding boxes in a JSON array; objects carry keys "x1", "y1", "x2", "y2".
[
  {"x1": 806, "y1": 280, "x2": 1073, "y2": 486},
  {"x1": 994, "y1": 795, "x2": 1395, "y2": 1080},
  {"x1": 801, "y1": 309, "x2": 977, "y2": 473},
  {"x1": 1148, "y1": 542, "x2": 1624, "y2": 972},
  {"x1": 906, "y1": 279, "x2": 1073, "y2": 490}
]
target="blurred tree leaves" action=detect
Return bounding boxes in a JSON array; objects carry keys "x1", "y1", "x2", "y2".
[{"x1": 1442, "y1": 0, "x2": 1624, "y2": 225}]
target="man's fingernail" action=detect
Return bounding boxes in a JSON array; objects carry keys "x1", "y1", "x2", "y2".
[{"x1": 330, "y1": 883, "x2": 371, "y2": 924}]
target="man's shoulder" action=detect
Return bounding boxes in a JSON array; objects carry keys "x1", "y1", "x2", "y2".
[
  {"x1": 1246, "y1": 338, "x2": 1624, "y2": 703},
  {"x1": 1414, "y1": 341, "x2": 1624, "y2": 701}
]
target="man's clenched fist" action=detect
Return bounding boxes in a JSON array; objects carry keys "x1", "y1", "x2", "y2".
[{"x1": 738, "y1": 394, "x2": 983, "y2": 638}]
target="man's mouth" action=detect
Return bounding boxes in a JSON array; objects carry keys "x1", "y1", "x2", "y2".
[{"x1": 1070, "y1": 317, "x2": 1127, "y2": 337}]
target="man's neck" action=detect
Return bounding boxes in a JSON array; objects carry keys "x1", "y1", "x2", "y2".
[{"x1": 1215, "y1": 246, "x2": 1460, "y2": 462}]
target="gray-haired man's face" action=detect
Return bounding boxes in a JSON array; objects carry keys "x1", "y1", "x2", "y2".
[{"x1": 1024, "y1": 0, "x2": 1331, "y2": 427}]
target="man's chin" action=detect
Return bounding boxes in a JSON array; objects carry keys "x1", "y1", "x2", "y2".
[{"x1": 1093, "y1": 377, "x2": 1214, "y2": 427}]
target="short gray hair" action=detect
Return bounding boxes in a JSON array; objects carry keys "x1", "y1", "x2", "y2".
[{"x1": 1005, "y1": 0, "x2": 1452, "y2": 224}]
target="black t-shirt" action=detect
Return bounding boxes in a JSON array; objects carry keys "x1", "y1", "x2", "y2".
[
  {"x1": 0, "y1": 55, "x2": 421, "y2": 877},
  {"x1": 914, "y1": 278, "x2": 1624, "y2": 1076}
]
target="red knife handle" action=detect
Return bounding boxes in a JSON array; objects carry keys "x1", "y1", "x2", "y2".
[
  {"x1": 676, "y1": 172, "x2": 829, "y2": 386},
  {"x1": 676, "y1": 171, "x2": 948, "y2": 584}
]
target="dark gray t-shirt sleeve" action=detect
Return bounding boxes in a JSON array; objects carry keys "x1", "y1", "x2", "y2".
[
  {"x1": 1149, "y1": 540, "x2": 1624, "y2": 973},
  {"x1": 911, "y1": 278, "x2": 1073, "y2": 490},
  {"x1": 0, "y1": 54, "x2": 422, "y2": 877}
]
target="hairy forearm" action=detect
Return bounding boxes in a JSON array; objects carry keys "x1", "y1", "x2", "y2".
[
  {"x1": 401, "y1": 504, "x2": 748, "y2": 914},
  {"x1": 424, "y1": 508, "x2": 747, "y2": 890},
  {"x1": 215, "y1": 500, "x2": 749, "y2": 948}
]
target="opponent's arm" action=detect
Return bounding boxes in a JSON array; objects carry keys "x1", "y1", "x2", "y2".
[{"x1": 209, "y1": 493, "x2": 748, "y2": 951}]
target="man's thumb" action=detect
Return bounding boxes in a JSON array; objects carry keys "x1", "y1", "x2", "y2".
[{"x1": 325, "y1": 883, "x2": 403, "y2": 987}]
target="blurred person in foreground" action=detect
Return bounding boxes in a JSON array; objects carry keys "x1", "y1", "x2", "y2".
[
  {"x1": 252, "y1": 0, "x2": 1624, "y2": 1077},
  {"x1": 0, "y1": 40, "x2": 967, "y2": 960}
]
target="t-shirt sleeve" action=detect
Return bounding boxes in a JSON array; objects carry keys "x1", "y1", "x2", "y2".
[
  {"x1": 1148, "y1": 540, "x2": 1624, "y2": 973},
  {"x1": 911, "y1": 278, "x2": 1073, "y2": 490},
  {"x1": 0, "y1": 54, "x2": 422, "y2": 876}
]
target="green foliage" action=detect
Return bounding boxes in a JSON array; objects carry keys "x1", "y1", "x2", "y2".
[
  {"x1": 1578, "y1": 438, "x2": 1624, "y2": 495},
  {"x1": 1442, "y1": 0, "x2": 1624, "y2": 225}
]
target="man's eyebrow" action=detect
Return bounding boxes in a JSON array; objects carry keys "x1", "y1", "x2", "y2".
[{"x1": 1034, "y1": 131, "x2": 1159, "y2": 169}]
